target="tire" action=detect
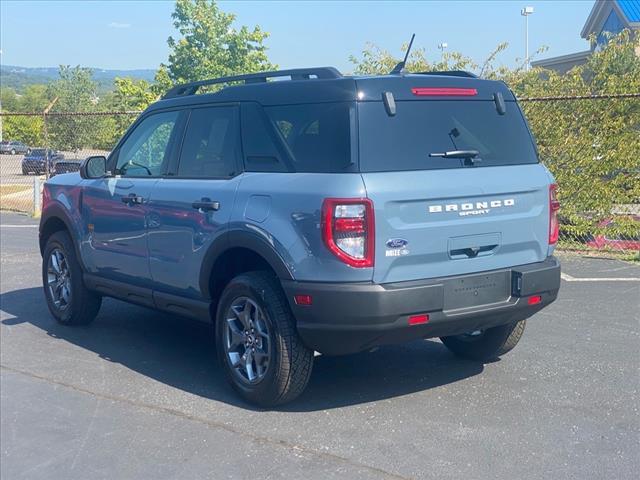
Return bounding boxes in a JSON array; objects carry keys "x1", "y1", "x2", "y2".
[
  {"x1": 22, "y1": 168, "x2": 28, "y2": 175},
  {"x1": 10, "y1": 149, "x2": 16, "y2": 155},
  {"x1": 440, "y1": 320, "x2": 526, "y2": 361},
  {"x1": 216, "y1": 271, "x2": 313, "y2": 407},
  {"x1": 42, "y1": 231, "x2": 102, "y2": 325}
]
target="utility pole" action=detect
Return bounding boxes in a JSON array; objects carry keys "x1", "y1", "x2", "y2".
[
  {"x1": 521, "y1": 6, "x2": 534, "y2": 71},
  {"x1": 42, "y1": 97, "x2": 58, "y2": 178}
]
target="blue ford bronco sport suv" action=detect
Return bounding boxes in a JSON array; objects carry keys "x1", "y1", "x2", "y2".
[{"x1": 39, "y1": 67, "x2": 561, "y2": 406}]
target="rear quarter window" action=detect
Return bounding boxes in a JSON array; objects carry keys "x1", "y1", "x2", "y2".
[
  {"x1": 265, "y1": 102, "x2": 356, "y2": 173},
  {"x1": 358, "y1": 100, "x2": 539, "y2": 172}
]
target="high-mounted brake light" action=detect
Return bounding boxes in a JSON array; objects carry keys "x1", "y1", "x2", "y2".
[
  {"x1": 411, "y1": 87, "x2": 478, "y2": 97},
  {"x1": 549, "y1": 184, "x2": 560, "y2": 245},
  {"x1": 322, "y1": 198, "x2": 375, "y2": 268}
]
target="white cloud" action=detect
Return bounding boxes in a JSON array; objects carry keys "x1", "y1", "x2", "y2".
[{"x1": 107, "y1": 22, "x2": 131, "y2": 29}]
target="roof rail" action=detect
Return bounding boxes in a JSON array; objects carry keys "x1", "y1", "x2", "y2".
[
  {"x1": 415, "y1": 70, "x2": 478, "y2": 78},
  {"x1": 162, "y1": 67, "x2": 343, "y2": 99}
]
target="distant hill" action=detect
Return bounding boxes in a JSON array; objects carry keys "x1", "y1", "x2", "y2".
[{"x1": 0, "y1": 65, "x2": 157, "y2": 93}]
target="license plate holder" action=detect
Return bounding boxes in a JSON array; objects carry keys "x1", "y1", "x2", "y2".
[{"x1": 444, "y1": 271, "x2": 510, "y2": 310}]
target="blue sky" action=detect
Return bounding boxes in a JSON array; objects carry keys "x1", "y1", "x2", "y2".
[{"x1": 1, "y1": 0, "x2": 594, "y2": 73}]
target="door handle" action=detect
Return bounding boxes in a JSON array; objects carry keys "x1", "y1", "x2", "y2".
[
  {"x1": 121, "y1": 193, "x2": 145, "y2": 205},
  {"x1": 192, "y1": 198, "x2": 220, "y2": 212}
]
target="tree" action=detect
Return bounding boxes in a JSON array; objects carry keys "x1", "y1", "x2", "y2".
[
  {"x1": 2, "y1": 116, "x2": 44, "y2": 146},
  {"x1": 110, "y1": 78, "x2": 157, "y2": 111},
  {"x1": 349, "y1": 41, "x2": 516, "y2": 77},
  {"x1": 1, "y1": 86, "x2": 50, "y2": 145},
  {"x1": 515, "y1": 32, "x2": 640, "y2": 243},
  {"x1": 46, "y1": 66, "x2": 103, "y2": 151},
  {"x1": 155, "y1": 0, "x2": 276, "y2": 92},
  {"x1": 99, "y1": 78, "x2": 153, "y2": 147}
]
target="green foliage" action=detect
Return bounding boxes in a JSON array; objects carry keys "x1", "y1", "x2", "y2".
[
  {"x1": 349, "y1": 32, "x2": 640, "y2": 244},
  {"x1": 48, "y1": 66, "x2": 98, "y2": 113},
  {"x1": 103, "y1": 78, "x2": 158, "y2": 144},
  {"x1": 111, "y1": 78, "x2": 157, "y2": 111},
  {"x1": 1, "y1": 84, "x2": 53, "y2": 113},
  {"x1": 349, "y1": 40, "x2": 524, "y2": 77},
  {"x1": 46, "y1": 66, "x2": 101, "y2": 151},
  {"x1": 2, "y1": 115, "x2": 44, "y2": 146},
  {"x1": 517, "y1": 32, "x2": 640, "y2": 242},
  {"x1": 155, "y1": 0, "x2": 276, "y2": 91}
]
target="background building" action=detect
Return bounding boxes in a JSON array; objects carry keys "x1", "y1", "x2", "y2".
[{"x1": 532, "y1": 0, "x2": 639, "y2": 73}]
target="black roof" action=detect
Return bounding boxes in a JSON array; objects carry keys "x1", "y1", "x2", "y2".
[{"x1": 147, "y1": 67, "x2": 514, "y2": 113}]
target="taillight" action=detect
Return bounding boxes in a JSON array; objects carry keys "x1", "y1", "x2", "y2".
[
  {"x1": 549, "y1": 184, "x2": 560, "y2": 245},
  {"x1": 322, "y1": 198, "x2": 374, "y2": 268}
]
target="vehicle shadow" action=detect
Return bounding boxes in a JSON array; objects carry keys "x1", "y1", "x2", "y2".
[{"x1": 1, "y1": 287, "x2": 484, "y2": 412}]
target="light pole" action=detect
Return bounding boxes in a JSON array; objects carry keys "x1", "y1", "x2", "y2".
[
  {"x1": 521, "y1": 6, "x2": 534, "y2": 71},
  {"x1": 437, "y1": 42, "x2": 448, "y2": 63}
]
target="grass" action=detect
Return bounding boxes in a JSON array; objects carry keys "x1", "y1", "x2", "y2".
[
  {"x1": 0, "y1": 184, "x2": 31, "y2": 196},
  {"x1": 0, "y1": 184, "x2": 34, "y2": 215},
  {"x1": 556, "y1": 246, "x2": 640, "y2": 263}
]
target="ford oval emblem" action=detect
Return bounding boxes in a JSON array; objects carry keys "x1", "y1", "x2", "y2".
[{"x1": 386, "y1": 238, "x2": 408, "y2": 249}]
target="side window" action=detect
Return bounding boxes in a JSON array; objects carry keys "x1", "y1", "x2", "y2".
[
  {"x1": 241, "y1": 103, "x2": 288, "y2": 173},
  {"x1": 115, "y1": 111, "x2": 179, "y2": 177},
  {"x1": 177, "y1": 106, "x2": 240, "y2": 178},
  {"x1": 265, "y1": 102, "x2": 354, "y2": 173}
]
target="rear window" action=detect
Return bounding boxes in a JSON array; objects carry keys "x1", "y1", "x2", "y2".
[
  {"x1": 358, "y1": 100, "x2": 538, "y2": 172},
  {"x1": 265, "y1": 102, "x2": 355, "y2": 173}
]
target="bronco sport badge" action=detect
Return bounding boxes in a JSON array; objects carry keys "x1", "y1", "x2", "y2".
[{"x1": 428, "y1": 198, "x2": 515, "y2": 217}]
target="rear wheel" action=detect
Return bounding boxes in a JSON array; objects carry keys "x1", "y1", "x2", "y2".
[
  {"x1": 216, "y1": 271, "x2": 313, "y2": 407},
  {"x1": 42, "y1": 231, "x2": 102, "y2": 325},
  {"x1": 10, "y1": 148, "x2": 16, "y2": 155},
  {"x1": 440, "y1": 320, "x2": 526, "y2": 361}
]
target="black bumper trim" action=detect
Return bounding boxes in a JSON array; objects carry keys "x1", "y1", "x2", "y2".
[{"x1": 282, "y1": 257, "x2": 560, "y2": 355}]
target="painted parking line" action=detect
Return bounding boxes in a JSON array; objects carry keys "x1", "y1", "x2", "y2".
[{"x1": 561, "y1": 272, "x2": 640, "y2": 282}]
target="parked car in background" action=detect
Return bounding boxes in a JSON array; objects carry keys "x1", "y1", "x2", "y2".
[
  {"x1": 0, "y1": 140, "x2": 31, "y2": 155},
  {"x1": 586, "y1": 216, "x2": 640, "y2": 251},
  {"x1": 22, "y1": 149, "x2": 64, "y2": 175},
  {"x1": 53, "y1": 158, "x2": 83, "y2": 176}
]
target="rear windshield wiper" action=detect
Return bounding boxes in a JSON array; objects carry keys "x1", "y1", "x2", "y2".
[
  {"x1": 429, "y1": 150, "x2": 482, "y2": 165},
  {"x1": 429, "y1": 150, "x2": 480, "y2": 159}
]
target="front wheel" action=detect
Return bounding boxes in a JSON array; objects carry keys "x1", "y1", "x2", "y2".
[
  {"x1": 440, "y1": 320, "x2": 526, "y2": 361},
  {"x1": 10, "y1": 149, "x2": 16, "y2": 155},
  {"x1": 216, "y1": 271, "x2": 313, "y2": 407},
  {"x1": 42, "y1": 231, "x2": 102, "y2": 325}
]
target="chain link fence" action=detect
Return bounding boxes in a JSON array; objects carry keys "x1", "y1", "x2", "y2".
[
  {"x1": 519, "y1": 94, "x2": 639, "y2": 258},
  {"x1": 1, "y1": 94, "x2": 638, "y2": 257},
  {"x1": 0, "y1": 111, "x2": 138, "y2": 215}
]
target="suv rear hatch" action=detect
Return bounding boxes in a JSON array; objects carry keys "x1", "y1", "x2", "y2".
[{"x1": 356, "y1": 76, "x2": 552, "y2": 283}]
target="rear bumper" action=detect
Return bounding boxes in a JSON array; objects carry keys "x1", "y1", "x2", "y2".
[{"x1": 282, "y1": 256, "x2": 560, "y2": 355}]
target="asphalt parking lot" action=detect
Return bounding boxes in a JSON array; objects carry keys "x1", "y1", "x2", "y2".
[
  {"x1": 0, "y1": 154, "x2": 36, "y2": 186},
  {"x1": 1, "y1": 211, "x2": 638, "y2": 480}
]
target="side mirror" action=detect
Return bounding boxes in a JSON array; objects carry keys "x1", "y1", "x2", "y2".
[{"x1": 80, "y1": 156, "x2": 108, "y2": 179}]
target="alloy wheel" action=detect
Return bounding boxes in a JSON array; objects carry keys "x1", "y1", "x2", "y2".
[
  {"x1": 47, "y1": 248, "x2": 72, "y2": 310},
  {"x1": 223, "y1": 296, "x2": 272, "y2": 384}
]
